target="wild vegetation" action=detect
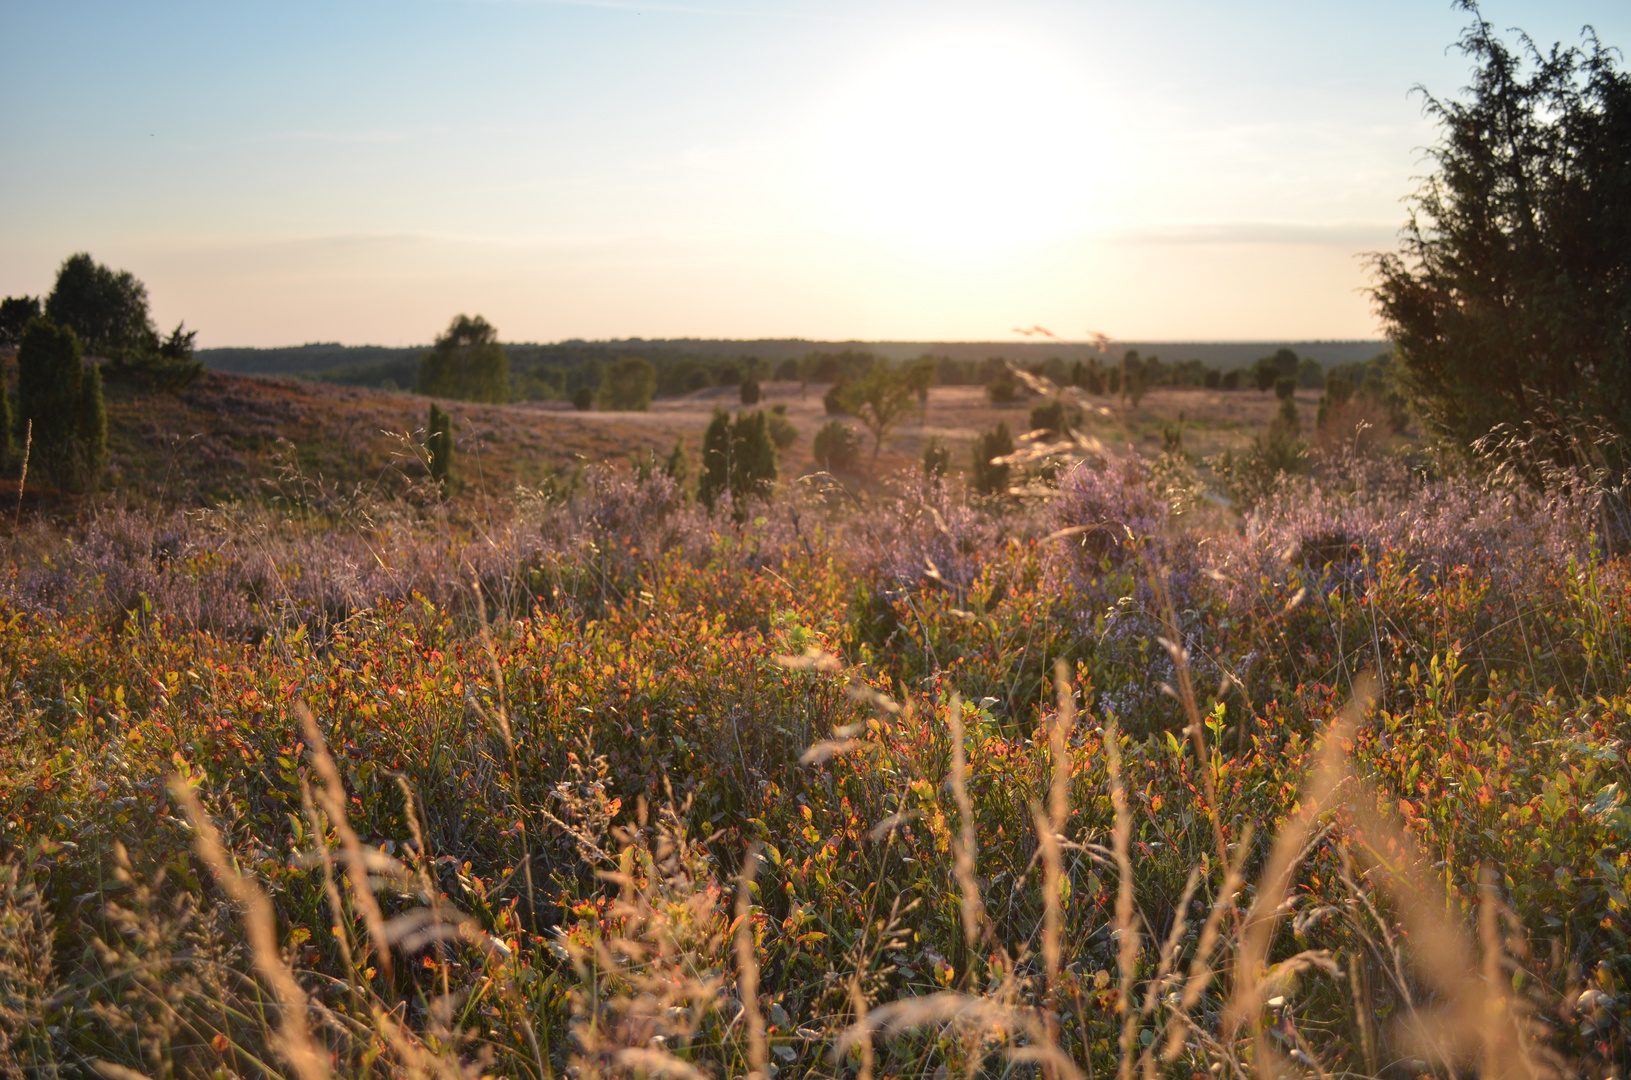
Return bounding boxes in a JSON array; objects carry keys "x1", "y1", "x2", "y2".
[{"x1": 2, "y1": 6, "x2": 1630, "y2": 1078}]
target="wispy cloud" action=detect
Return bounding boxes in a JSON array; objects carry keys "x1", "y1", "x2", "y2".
[
  {"x1": 1114, "y1": 221, "x2": 1399, "y2": 248},
  {"x1": 253, "y1": 130, "x2": 417, "y2": 145},
  {"x1": 456, "y1": 0, "x2": 823, "y2": 19}
]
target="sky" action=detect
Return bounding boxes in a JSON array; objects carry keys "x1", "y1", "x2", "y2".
[{"x1": 2, "y1": 1, "x2": 1628, "y2": 347}]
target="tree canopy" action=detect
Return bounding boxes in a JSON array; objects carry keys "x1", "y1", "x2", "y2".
[
  {"x1": 45, "y1": 253, "x2": 155, "y2": 359},
  {"x1": 1370, "y1": 2, "x2": 1631, "y2": 463},
  {"x1": 417, "y1": 315, "x2": 511, "y2": 403},
  {"x1": 598, "y1": 357, "x2": 657, "y2": 411}
]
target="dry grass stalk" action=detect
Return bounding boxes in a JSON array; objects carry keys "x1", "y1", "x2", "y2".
[
  {"x1": 0, "y1": 859, "x2": 57, "y2": 1080},
  {"x1": 1341, "y1": 782, "x2": 1551, "y2": 1079},
  {"x1": 946, "y1": 694, "x2": 985, "y2": 950},
  {"x1": 1103, "y1": 713, "x2": 1142, "y2": 1080},
  {"x1": 734, "y1": 846, "x2": 769, "y2": 1080},
  {"x1": 167, "y1": 778, "x2": 331, "y2": 1080},
  {"x1": 297, "y1": 703, "x2": 394, "y2": 984},
  {"x1": 470, "y1": 576, "x2": 540, "y2": 928},
  {"x1": 1152, "y1": 577, "x2": 1232, "y2": 873},
  {"x1": 1031, "y1": 660, "x2": 1078, "y2": 1077},
  {"x1": 1226, "y1": 674, "x2": 1374, "y2": 1071}
]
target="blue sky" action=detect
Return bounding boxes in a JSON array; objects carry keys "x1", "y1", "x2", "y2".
[{"x1": 3, "y1": 0, "x2": 1628, "y2": 346}]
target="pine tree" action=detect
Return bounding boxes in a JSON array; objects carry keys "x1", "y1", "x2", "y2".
[
  {"x1": 699, "y1": 409, "x2": 732, "y2": 509},
  {"x1": 75, "y1": 363, "x2": 107, "y2": 489},
  {"x1": 427, "y1": 403, "x2": 454, "y2": 490},
  {"x1": 17, "y1": 317, "x2": 83, "y2": 487},
  {"x1": 731, "y1": 410, "x2": 778, "y2": 502},
  {"x1": 971, "y1": 422, "x2": 1013, "y2": 496},
  {"x1": 0, "y1": 371, "x2": 11, "y2": 466},
  {"x1": 663, "y1": 438, "x2": 689, "y2": 489}
]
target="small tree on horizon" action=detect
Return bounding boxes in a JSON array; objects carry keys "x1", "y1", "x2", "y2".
[
  {"x1": 835, "y1": 365, "x2": 918, "y2": 460},
  {"x1": 598, "y1": 357, "x2": 657, "y2": 411},
  {"x1": 417, "y1": 314, "x2": 510, "y2": 404},
  {"x1": 44, "y1": 253, "x2": 155, "y2": 360}
]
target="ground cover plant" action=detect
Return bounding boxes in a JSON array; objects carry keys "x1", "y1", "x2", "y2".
[{"x1": 2, "y1": 428, "x2": 1630, "y2": 1078}]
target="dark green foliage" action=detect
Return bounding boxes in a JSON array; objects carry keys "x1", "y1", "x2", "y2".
[
  {"x1": 802, "y1": 350, "x2": 874, "y2": 384},
  {"x1": 44, "y1": 253, "x2": 154, "y2": 359},
  {"x1": 823, "y1": 381, "x2": 848, "y2": 415},
  {"x1": 1214, "y1": 396, "x2": 1307, "y2": 510},
  {"x1": 835, "y1": 365, "x2": 918, "y2": 459},
  {"x1": 1123, "y1": 352, "x2": 1151, "y2": 406},
  {"x1": 1321, "y1": 353, "x2": 1411, "y2": 432},
  {"x1": 767, "y1": 404, "x2": 797, "y2": 449},
  {"x1": 599, "y1": 357, "x2": 658, "y2": 411},
  {"x1": 17, "y1": 317, "x2": 105, "y2": 489},
  {"x1": 921, "y1": 436, "x2": 950, "y2": 482},
  {"x1": 0, "y1": 367, "x2": 10, "y2": 464},
  {"x1": 1252, "y1": 362, "x2": 1274, "y2": 392},
  {"x1": 662, "y1": 359, "x2": 714, "y2": 396},
  {"x1": 1203, "y1": 369, "x2": 1222, "y2": 390},
  {"x1": 1029, "y1": 398, "x2": 1080, "y2": 435},
  {"x1": 1369, "y1": 5, "x2": 1631, "y2": 462},
  {"x1": 75, "y1": 364, "x2": 106, "y2": 487},
  {"x1": 698, "y1": 409, "x2": 778, "y2": 510},
  {"x1": 0, "y1": 295, "x2": 41, "y2": 348},
  {"x1": 159, "y1": 323, "x2": 196, "y2": 363},
  {"x1": 1221, "y1": 369, "x2": 1243, "y2": 391},
  {"x1": 17, "y1": 318, "x2": 82, "y2": 475},
  {"x1": 1275, "y1": 377, "x2": 1296, "y2": 401},
  {"x1": 812, "y1": 420, "x2": 861, "y2": 474},
  {"x1": 663, "y1": 438, "x2": 689, "y2": 488},
  {"x1": 427, "y1": 404, "x2": 454, "y2": 490},
  {"x1": 417, "y1": 315, "x2": 510, "y2": 403},
  {"x1": 700, "y1": 411, "x2": 731, "y2": 504},
  {"x1": 773, "y1": 358, "x2": 800, "y2": 381},
  {"x1": 986, "y1": 374, "x2": 1018, "y2": 404},
  {"x1": 716, "y1": 362, "x2": 743, "y2": 386},
  {"x1": 971, "y1": 422, "x2": 1014, "y2": 496},
  {"x1": 904, "y1": 359, "x2": 936, "y2": 406},
  {"x1": 573, "y1": 386, "x2": 595, "y2": 411},
  {"x1": 1297, "y1": 357, "x2": 1325, "y2": 389},
  {"x1": 739, "y1": 377, "x2": 761, "y2": 406}
]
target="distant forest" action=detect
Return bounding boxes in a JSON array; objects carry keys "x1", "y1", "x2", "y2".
[{"x1": 200, "y1": 338, "x2": 1387, "y2": 402}]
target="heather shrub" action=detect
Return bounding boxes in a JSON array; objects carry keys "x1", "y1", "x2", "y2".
[{"x1": 8, "y1": 417, "x2": 1631, "y2": 1077}]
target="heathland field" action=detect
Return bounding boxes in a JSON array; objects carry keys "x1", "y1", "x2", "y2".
[
  {"x1": 75, "y1": 365, "x2": 1329, "y2": 504},
  {"x1": 1, "y1": 358, "x2": 1628, "y2": 1078}
]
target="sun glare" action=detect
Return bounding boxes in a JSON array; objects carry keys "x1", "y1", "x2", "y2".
[{"x1": 815, "y1": 30, "x2": 1098, "y2": 261}]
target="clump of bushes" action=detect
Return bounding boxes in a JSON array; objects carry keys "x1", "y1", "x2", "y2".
[{"x1": 812, "y1": 419, "x2": 861, "y2": 473}]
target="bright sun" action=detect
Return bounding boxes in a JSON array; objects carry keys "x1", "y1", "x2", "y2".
[{"x1": 815, "y1": 29, "x2": 1097, "y2": 261}]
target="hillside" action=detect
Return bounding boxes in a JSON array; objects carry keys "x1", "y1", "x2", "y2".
[{"x1": 75, "y1": 369, "x2": 1339, "y2": 509}]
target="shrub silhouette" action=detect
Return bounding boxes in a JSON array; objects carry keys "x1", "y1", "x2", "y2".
[
  {"x1": 16, "y1": 318, "x2": 105, "y2": 491},
  {"x1": 699, "y1": 408, "x2": 778, "y2": 510},
  {"x1": 426, "y1": 403, "x2": 454, "y2": 490},
  {"x1": 812, "y1": 420, "x2": 861, "y2": 474},
  {"x1": 971, "y1": 422, "x2": 1013, "y2": 495}
]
